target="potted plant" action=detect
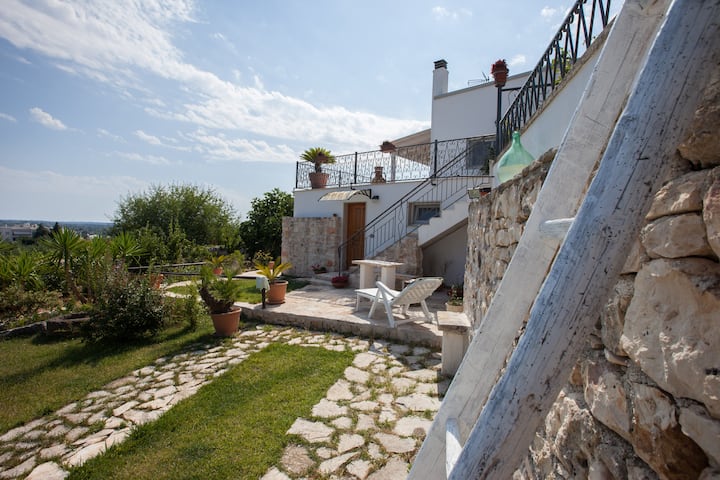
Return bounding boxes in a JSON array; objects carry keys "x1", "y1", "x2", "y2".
[
  {"x1": 208, "y1": 254, "x2": 227, "y2": 275},
  {"x1": 301, "y1": 147, "x2": 336, "y2": 189},
  {"x1": 331, "y1": 273, "x2": 349, "y2": 289},
  {"x1": 491, "y1": 59, "x2": 509, "y2": 87},
  {"x1": 199, "y1": 265, "x2": 244, "y2": 336},
  {"x1": 446, "y1": 284, "x2": 464, "y2": 312},
  {"x1": 255, "y1": 258, "x2": 292, "y2": 304}
]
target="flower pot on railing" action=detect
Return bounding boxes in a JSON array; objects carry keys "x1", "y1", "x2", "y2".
[{"x1": 491, "y1": 59, "x2": 508, "y2": 87}]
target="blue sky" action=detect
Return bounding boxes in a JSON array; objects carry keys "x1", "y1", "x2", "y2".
[{"x1": 0, "y1": 1, "x2": 622, "y2": 223}]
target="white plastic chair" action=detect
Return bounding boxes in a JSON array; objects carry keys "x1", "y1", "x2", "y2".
[{"x1": 355, "y1": 277, "x2": 443, "y2": 327}]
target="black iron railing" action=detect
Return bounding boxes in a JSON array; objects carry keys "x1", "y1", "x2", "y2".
[
  {"x1": 336, "y1": 135, "x2": 494, "y2": 271},
  {"x1": 498, "y1": 0, "x2": 612, "y2": 150},
  {"x1": 295, "y1": 137, "x2": 483, "y2": 190}
]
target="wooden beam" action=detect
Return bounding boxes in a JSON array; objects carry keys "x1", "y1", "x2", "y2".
[
  {"x1": 408, "y1": 1, "x2": 670, "y2": 477},
  {"x1": 539, "y1": 217, "x2": 574, "y2": 239},
  {"x1": 449, "y1": 1, "x2": 720, "y2": 477},
  {"x1": 445, "y1": 418, "x2": 461, "y2": 477}
]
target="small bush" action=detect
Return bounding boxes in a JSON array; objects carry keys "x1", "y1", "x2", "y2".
[
  {"x1": 0, "y1": 285, "x2": 63, "y2": 330},
  {"x1": 84, "y1": 269, "x2": 165, "y2": 343},
  {"x1": 164, "y1": 287, "x2": 202, "y2": 331}
]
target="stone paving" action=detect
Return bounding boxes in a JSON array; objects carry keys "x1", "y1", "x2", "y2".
[{"x1": 0, "y1": 325, "x2": 447, "y2": 479}]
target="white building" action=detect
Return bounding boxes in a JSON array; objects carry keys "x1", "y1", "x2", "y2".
[
  {"x1": 0, "y1": 223, "x2": 38, "y2": 242},
  {"x1": 285, "y1": 22, "x2": 610, "y2": 285}
]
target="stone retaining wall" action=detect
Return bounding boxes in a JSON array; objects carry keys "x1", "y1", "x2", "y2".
[
  {"x1": 281, "y1": 216, "x2": 342, "y2": 276},
  {"x1": 467, "y1": 68, "x2": 720, "y2": 478}
]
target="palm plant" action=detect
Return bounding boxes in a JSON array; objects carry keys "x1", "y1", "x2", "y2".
[
  {"x1": 254, "y1": 258, "x2": 292, "y2": 284},
  {"x1": 300, "y1": 147, "x2": 336, "y2": 173},
  {"x1": 41, "y1": 227, "x2": 86, "y2": 302},
  {"x1": 198, "y1": 265, "x2": 245, "y2": 314},
  {"x1": 110, "y1": 231, "x2": 145, "y2": 266}
]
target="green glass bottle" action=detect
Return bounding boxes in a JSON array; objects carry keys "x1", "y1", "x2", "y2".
[{"x1": 497, "y1": 131, "x2": 534, "y2": 183}]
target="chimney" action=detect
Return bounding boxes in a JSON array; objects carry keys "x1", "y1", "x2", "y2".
[{"x1": 433, "y1": 59, "x2": 448, "y2": 97}]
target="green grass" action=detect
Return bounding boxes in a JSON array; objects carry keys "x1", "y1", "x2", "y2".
[
  {"x1": 167, "y1": 278, "x2": 309, "y2": 304},
  {"x1": 0, "y1": 318, "x2": 218, "y2": 433},
  {"x1": 68, "y1": 343, "x2": 353, "y2": 480}
]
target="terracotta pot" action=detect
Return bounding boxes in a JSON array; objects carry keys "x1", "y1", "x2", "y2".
[
  {"x1": 309, "y1": 172, "x2": 329, "y2": 189},
  {"x1": 212, "y1": 267, "x2": 223, "y2": 275},
  {"x1": 332, "y1": 279, "x2": 349, "y2": 289},
  {"x1": 267, "y1": 280, "x2": 288, "y2": 304},
  {"x1": 492, "y1": 69, "x2": 508, "y2": 87},
  {"x1": 210, "y1": 307, "x2": 241, "y2": 336}
]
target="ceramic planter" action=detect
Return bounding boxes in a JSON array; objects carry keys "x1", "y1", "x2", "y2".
[
  {"x1": 210, "y1": 307, "x2": 241, "y2": 336},
  {"x1": 267, "y1": 280, "x2": 288, "y2": 304},
  {"x1": 309, "y1": 172, "x2": 329, "y2": 189}
]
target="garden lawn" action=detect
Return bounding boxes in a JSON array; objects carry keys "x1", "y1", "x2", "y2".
[
  {"x1": 0, "y1": 318, "x2": 217, "y2": 433},
  {"x1": 167, "y1": 278, "x2": 308, "y2": 304},
  {"x1": 68, "y1": 343, "x2": 354, "y2": 480}
]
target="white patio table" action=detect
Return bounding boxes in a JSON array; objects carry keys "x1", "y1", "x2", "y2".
[{"x1": 352, "y1": 259, "x2": 404, "y2": 289}]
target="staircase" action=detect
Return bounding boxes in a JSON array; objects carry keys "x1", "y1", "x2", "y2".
[{"x1": 418, "y1": 197, "x2": 471, "y2": 247}]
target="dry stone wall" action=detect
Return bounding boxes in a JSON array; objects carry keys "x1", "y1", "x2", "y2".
[
  {"x1": 281, "y1": 216, "x2": 342, "y2": 276},
  {"x1": 467, "y1": 69, "x2": 720, "y2": 479}
]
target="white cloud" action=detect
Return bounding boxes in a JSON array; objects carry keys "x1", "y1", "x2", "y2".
[
  {"x1": 508, "y1": 55, "x2": 527, "y2": 68},
  {"x1": 97, "y1": 128, "x2": 125, "y2": 143},
  {"x1": 1, "y1": 1, "x2": 426, "y2": 154},
  {"x1": 0, "y1": 112, "x2": 17, "y2": 122},
  {"x1": 114, "y1": 151, "x2": 176, "y2": 166},
  {"x1": 182, "y1": 129, "x2": 297, "y2": 163},
  {"x1": 541, "y1": 6, "x2": 559, "y2": 19},
  {"x1": 134, "y1": 129, "x2": 163, "y2": 146},
  {"x1": 432, "y1": 6, "x2": 472, "y2": 20},
  {"x1": 29, "y1": 107, "x2": 67, "y2": 130}
]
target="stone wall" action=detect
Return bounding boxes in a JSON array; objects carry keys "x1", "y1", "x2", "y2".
[
  {"x1": 464, "y1": 148, "x2": 554, "y2": 327},
  {"x1": 467, "y1": 69, "x2": 720, "y2": 478},
  {"x1": 370, "y1": 232, "x2": 423, "y2": 279},
  {"x1": 281, "y1": 216, "x2": 342, "y2": 276}
]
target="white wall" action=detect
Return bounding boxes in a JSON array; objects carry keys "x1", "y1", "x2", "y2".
[
  {"x1": 422, "y1": 224, "x2": 467, "y2": 285},
  {"x1": 517, "y1": 44, "x2": 605, "y2": 159},
  {"x1": 431, "y1": 74, "x2": 528, "y2": 142},
  {"x1": 293, "y1": 181, "x2": 423, "y2": 219}
]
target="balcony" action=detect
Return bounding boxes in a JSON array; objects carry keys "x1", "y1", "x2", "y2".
[{"x1": 294, "y1": 136, "x2": 494, "y2": 190}]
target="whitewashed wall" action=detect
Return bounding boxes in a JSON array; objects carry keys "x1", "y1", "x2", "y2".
[
  {"x1": 431, "y1": 74, "x2": 528, "y2": 142},
  {"x1": 293, "y1": 180, "x2": 422, "y2": 219}
]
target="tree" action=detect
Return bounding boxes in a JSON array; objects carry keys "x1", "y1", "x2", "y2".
[
  {"x1": 111, "y1": 184, "x2": 241, "y2": 255},
  {"x1": 239, "y1": 188, "x2": 293, "y2": 259}
]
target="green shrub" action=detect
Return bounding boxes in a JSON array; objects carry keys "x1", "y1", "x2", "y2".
[
  {"x1": 164, "y1": 287, "x2": 203, "y2": 331},
  {"x1": 0, "y1": 284, "x2": 63, "y2": 330},
  {"x1": 84, "y1": 269, "x2": 165, "y2": 343}
]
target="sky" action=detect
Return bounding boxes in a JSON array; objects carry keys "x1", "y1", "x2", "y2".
[{"x1": 0, "y1": 0, "x2": 622, "y2": 223}]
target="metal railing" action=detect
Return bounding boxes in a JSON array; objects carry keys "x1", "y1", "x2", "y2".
[
  {"x1": 295, "y1": 137, "x2": 482, "y2": 190},
  {"x1": 336, "y1": 135, "x2": 494, "y2": 271},
  {"x1": 498, "y1": 0, "x2": 612, "y2": 150}
]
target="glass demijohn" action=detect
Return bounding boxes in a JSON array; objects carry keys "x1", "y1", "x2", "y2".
[{"x1": 497, "y1": 131, "x2": 534, "y2": 183}]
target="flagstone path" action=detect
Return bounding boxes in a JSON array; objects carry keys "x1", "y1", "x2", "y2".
[{"x1": 0, "y1": 325, "x2": 448, "y2": 479}]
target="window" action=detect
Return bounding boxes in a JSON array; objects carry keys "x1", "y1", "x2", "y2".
[
  {"x1": 466, "y1": 138, "x2": 493, "y2": 174},
  {"x1": 410, "y1": 202, "x2": 441, "y2": 225}
]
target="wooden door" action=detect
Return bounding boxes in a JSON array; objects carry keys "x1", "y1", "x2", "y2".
[{"x1": 345, "y1": 203, "x2": 365, "y2": 267}]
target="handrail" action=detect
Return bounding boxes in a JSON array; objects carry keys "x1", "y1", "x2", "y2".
[
  {"x1": 336, "y1": 135, "x2": 494, "y2": 271},
  {"x1": 295, "y1": 137, "x2": 479, "y2": 190},
  {"x1": 498, "y1": 0, "x2": 612, "y2": 151}
]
